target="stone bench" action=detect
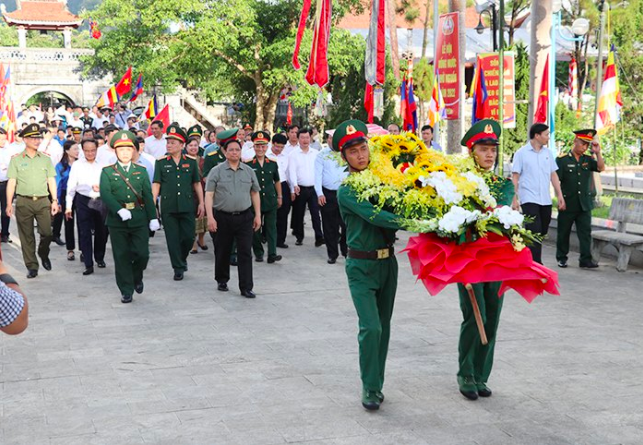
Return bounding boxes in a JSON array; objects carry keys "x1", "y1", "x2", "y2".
[{"x1": 592, "y1": 198, "x2": 643, "y2": 272}]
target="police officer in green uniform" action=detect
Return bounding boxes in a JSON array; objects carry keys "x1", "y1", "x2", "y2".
[
  {"x1": 334, "y1": 119, "x2": 407, "y2": 411},
  {"x1": 6, "y1": 124, "x2": 59, "y2": 278},
  {"x1": 187, "y1": 125, "x2": 204, "y2": 157},
  {"x1": 456, "y1": 119, "x2": 515, "y2": 401},
  {"x1": 246, "y1": 131, "x2": 282, "y2": 264},
  {"x1": 555, "y1": 129, "x2": 605, "y2": 269},
  {"x1": 100, "y1": 131, "x2": 159, "y2": 303},
  {"x1": 152, "y1": 124, "x2": 205, "y2": 281}
]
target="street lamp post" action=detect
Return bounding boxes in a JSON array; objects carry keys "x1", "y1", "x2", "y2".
[{"x1": 475, "y1": 4, "x2": 498, "y2": 51}]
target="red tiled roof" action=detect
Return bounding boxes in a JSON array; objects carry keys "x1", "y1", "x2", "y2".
[
  {"x1": 337, "y1": 1, "x2": 481, "y2": 30},
  {"x1": 3, "y1": 0, "x2": 82, "y2": 27}
]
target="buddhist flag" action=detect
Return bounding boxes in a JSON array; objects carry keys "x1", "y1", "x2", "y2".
[
  {"x1": 0, "y1": 64, "x2": 17, "y2": 142},
  {"x1": 596, "y1": 44, "x2": 623, "y2": 135},
  {"x1": 95, "y1": 86, "x2": 119, "y2": 109},
  {"x1": 142, "y1": 95, "x2": 158, "y2": 120},
  {"x1": 147, "y1": 104, "x2": 169, "y2": 136},
  {"x1": 115, "y1": 66, "x2": 133, "y2": 97},
  {"x1": 471, "y1": 61, "x2": 490, "y2": 124},
  {"x1": 534, "y1": 55, "x2": 549, "y2": 123},
  {"x1": 89, "y1": 19, "x2": 102, "y2": 39},
  {"x1": 129, "y1": 74, "x2": 144, "y2": 103},
  {"x1": 427, "y1": 71, "x2": 446, "y2": 127}
]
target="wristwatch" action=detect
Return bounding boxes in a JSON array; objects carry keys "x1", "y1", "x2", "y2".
[{"x1": 0, "y1": 273, "x2": 19, "y2": 286}]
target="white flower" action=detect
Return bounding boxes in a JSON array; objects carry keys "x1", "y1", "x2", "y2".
[
  {"x1": 462, "y1": 171, "x2": 496, "y2": 208},
  {"x1": 493, "y1": 206, "x2": 524, "y2": 229},
  {"x1": 425, "y1": 171, "x2": 463, "y2": 205},
  {"x1": 438, "y1": 206, "x2": 481, "y2": 233}
]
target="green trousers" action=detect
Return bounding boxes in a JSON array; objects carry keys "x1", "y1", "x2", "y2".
[
  {"x1": 162, "y1": 211, "x2": 195, "y2": 273},
  {"x1": 346, "y1": 257, "x2": 398, "y2": 392},
  {"x1": 556, "y1": 209, "x2": 593, "y2": 264},
  {"x1": 457, "y1": 282, "x2": 504, "y2": 384},
  {"x1": 15, "y1": 196, "x2": 52, "y2": 270},
  {"x1": 109, "y1": 225, "x2": 149, "y2": 296},
  {"x1": 252, "y1": 209, "x2": 277, "y2": 258}
]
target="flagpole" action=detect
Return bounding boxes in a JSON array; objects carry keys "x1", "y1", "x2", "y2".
[
  {"x1": 613, "y1": 126, "x2": 618, "y2": 193},
  {"x1": 498, "y1": 0, "x2": 505, "y2": 175},
  {"x1": 433, "y1": 0, "x2": 440, "y2": 142}
]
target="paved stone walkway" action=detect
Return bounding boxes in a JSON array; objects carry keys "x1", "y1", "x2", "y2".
[{"x1": 1, "y1": 223, "x2": 642, "y2": 444}]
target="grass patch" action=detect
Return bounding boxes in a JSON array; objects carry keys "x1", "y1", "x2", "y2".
[{"x1": 551, "y1": 193, "x2": 641, "y2": 219}]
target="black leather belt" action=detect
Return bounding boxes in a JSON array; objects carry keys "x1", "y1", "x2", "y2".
[
  {"x1": 217, "y1": 208, "x2": 251, "y2": 216},
  {"x1": 348, "y1": 246, "x2": 394, "y2": 260}
]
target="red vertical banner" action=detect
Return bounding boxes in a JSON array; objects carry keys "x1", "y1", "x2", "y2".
[
  {"x1": 477, "y1": 52, "x2": 516, "y2": 128},
  {"x1": 435, "y1": 13, "x2": 460, "y2": 120}
]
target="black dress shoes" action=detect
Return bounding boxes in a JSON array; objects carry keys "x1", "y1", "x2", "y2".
[
  {"x1": 53, "y1": 237, "x2": 65, "y2": 246},
  {"x1": 26, "y1": 269, "x2": 38, "y2": 279},
  {"x1": 276, "y1": 243, "x2": 289, "y2": 248},
  {"x1": 217, "y1": 282, "x2": 229, "y2": 292},
  {"x1": 327, "y1": 258, "x2": 337, "y2": 264},
  {"x1": 97, "y1": 261, "x2": 106, "y2": 268},
  {"x1": 41, "y1": 258, "x2": 52, "y2": 271},
  {"x1": 295, "y1": 239, "x2": 303, "y2": 246},
  {"x1": 557, "y1": 260, "x2": 568, "y2": 268},
  {"x1": 267, "y1": 254, "x2": 282, "y2": 264},
  {"x1": 315, "y1": 238, "x2": 325, "y2": 247},
  {"x1": 1, "y1": 235, "x2": 12, "y2": 243},
  {"x1": 121, "y1": 294, "x2": 133, "y2": 304},
  {"x1": 241, "y1": 290, "x2": 256, "y2": 298},
  {"x1": 579, "y1": 261, "x2": 599, "y2": 269},
  {"x1": 230, "y1": 255, "x2": 238, "y2": 266},
  {"x1": 83, "y1": 266, "x2": 94, "y2": 276},
  {"x1": 135, "y1": 282, "x2": 144, "y2": 294},
  {"x1": 174, "y1": 271, "x2": 184, "y2": 281},
  {"x1": 255, "y1": 256, "x2": 264, "y2": 262}
]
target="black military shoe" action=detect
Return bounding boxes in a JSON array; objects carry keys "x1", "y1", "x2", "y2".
[
  {"x1": 557, "y1": 260, "x2": 567, "y2": 268},
  {"x1": 315, "y1": 238, "x2": 325, "y2": 247},
  {"x1": 361, "y1": 390, "x2": 381, "y2": 411},
  {"x1": 121, "y1": 294, "x2": 133, "y2": 304},
  {"x1": 458, "y1": 376, "x2": 479, "y2": 401},
  {"x1": 1, "y1": 235, "x2": 12, "y2": 243},
  {"x1": 83, "y1": 266, "x2": 94, "y2": 276},
  {"x1": 295, "y1": 239, "x2": 303, "y2": 246},
  {"x1": 267, "y1": 254, "x2": 282, "y2": 264},
  {"x1": 579, "y1": 261, "x2": 599, "y2": 269},
  {"x1": 255, "y1": 256, "x2": 264, "y2": 262},
  {"x1": 53, "y1": 237, "x2": 65, "y2": 246},
  {"x1": 327, "y1": 258, "x2": 337, "y2": 264},
  {"x1": 230, "y1": 255, "x2": 238, "y2": 266},
  {"x1": 477, "y1": 383, "x2": 492, "y2": 398},
  {"x1": 135, "y1": 282, "x2": 144, "y2": 294},
  {"x1": 241, "y1": 290, "x2": 256, "y2": 299},
  {"x1": 276, "y1": 243, "x2": 289, "y2": 248},
  {"x1": 41, "y1": 257, "x2": 52, "y2": 271},
  {"x1": 26, "y1": 269, "x2": 38, "y2": 279},
  {"x1": 375, "y1": 391, "x2": 385, "y2": 403},
  {"x1": 97, "y1": 261, "x2": 106, "y2": 268},
  {"x1": 217, "y1": 282, "x2": 229, "y2": 292},
  {"x1": 174, "y1": 271, "x2": 184, "y2": 281}
]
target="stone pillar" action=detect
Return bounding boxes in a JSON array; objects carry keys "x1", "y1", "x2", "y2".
[
  {"x1": 63, "y1": 28, "x2": 72, "y2": 49},
  {"x1": 17, "y1": 26, "x2": 27, "y2": 48}
]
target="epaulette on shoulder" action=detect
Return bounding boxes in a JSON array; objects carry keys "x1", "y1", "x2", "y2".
[
  {"x1": 207, "y1": 150, "x2": 220, "y2": 157},
  {"x1": 158, "y1": 155, "x2": 169, "y2": 161},
  {"x1": 557, "y1": 151, "x2": 570, "y2": 158},
  {"x1": 102, "y1": 164, "x2": 116, "y2": 170}
]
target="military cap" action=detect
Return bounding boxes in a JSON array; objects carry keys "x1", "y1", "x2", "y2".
[
  {"x1": 573, "y1": 129, "x2": 596, "y2": 143},
  {"x1": 166, "y1": 123, "x2": 187, "y2": 143},
  {"x1": 71, "y1": 126, "x2": 82, "y2": 135},
  {"x1": 217, "y1": 128, "x2": 238, "y2": 145},
  {"x1": 331, "y1": 119, "x2": 368, "y2": 152},
  {"x1": 110, "y1": 130, "x2": 137, "y2": 149},
  {"x1": 187, "y1": 125, "x2": 203, "y2": 139},
  {"x1": 82, "y1": 107, "x2": 90, "y2": 112},
  {"x1": 251, "y1": 130, "x2": 270, "y2": 145},
  {"x1": 19, "y1": 123, "x2": 43, "y2": 139},
  {"x1": 461, "y1": 119, "x2": 501, "y2": 149},
  {"x1": 243, "y1": 123, "x2": 253, "y2": 131}
]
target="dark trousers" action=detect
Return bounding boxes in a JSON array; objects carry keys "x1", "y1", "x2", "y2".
[
  {"x1": 75, "y1": 194, "x2": 108, "y2": 268},
  {"x1": 15, "y1": 196, "x2": 52, "y2": 270},
  {"x1": 556, "y1": 209, "x2": 593, "y2": 264},
  {"x1": 253, "y1": 208, "x2": 277, "y2": 258},
  {"x1": 162, "y1": 211, "x2": 195, "y2": 273},
  {"x1": 291, "y1": 185, "x2": 323, "y2": 243},
  {"x1": 320, "y1": 187, "x2": 347, "y2": 260},
  {"x1": 52, "y1": 193, "x2": 76, "y2": 251},
  {"x1": 521, "y1": 203, "x2": 552, "y2": 264},
  {"x1": 214, "y1": 209, "x2": 254, "y2": 291},
  {"x1": 276, "y1": 181, "x2": 291, "y2": 245},
  {"x1": 0, "y1": 181, "x2": 10, "y2": 237},
  {"x1": 109, "y1": 225, "x2": 149, "y2": 296}
]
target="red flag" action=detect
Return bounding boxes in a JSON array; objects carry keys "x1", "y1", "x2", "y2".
[
  {"x1": 364, "y1": 83, "x2": 374, "y2": 124},
  {"x1": 115, "y1": 66, "x2": 133, "y2": 97},
  {"x1": 89, "y1": 19, "x2": 102, "y2": 39},
  {"x1": 147, "y1": 104, "x2": 169, "y2": 136},
  {"x1": 471, "y1": 61, "x2": 490, "y2": 123},
  {"x1": 129, "y1": 74, "x2": 144, "y2": 102},
  {"x1": 305, "y1": 0, "x2": 332, "y2": 87},
  {"x1": 292, "y1": 0, "x2": 313, "y2": 70},
  {"x1": 286, "y1": 102, "x2": 293, "y2": 125},
  {"x1": 534, "y1": 55, "x2": 549, "y2": 123}
]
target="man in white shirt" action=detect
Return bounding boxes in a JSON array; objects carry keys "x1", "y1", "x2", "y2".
[
  {"x1": 284, "y1": 125, "x2": 299, "y2": 156},
  {"x1": 144, "y1": 120, "x2": 167, "y2": 159},
  {"x1": 92, "y1": 109, "x2": 106, "y2": 130},
  {"x1": 0, "y1": 128, "x2": 20, "y2": 243},
  {"x1": 134, "y1": 138, "x2": 155, "y2": 183},
  {"x1": 93, "y1": 124, "x2": 118, "y2": 166},
  {"x1": 38, "y1": 129, "x2": 63, "y2": 166},
  {"x1": 65, "y1": 138, "x2": 109, "y2": 275},
  {"x1": 288, "y1": 128, "x2": 324, "y2": 247},
  {"x1": 267, "y1": 133, "x2": 292, "y2": 248}
]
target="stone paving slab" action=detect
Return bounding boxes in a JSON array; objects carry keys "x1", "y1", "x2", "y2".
[{"x1": 1, "y1": 221, "x2": 642, "y2": 445}]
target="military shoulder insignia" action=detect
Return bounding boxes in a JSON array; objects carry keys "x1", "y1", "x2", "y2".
[{"x1": 207, "y1": 150, "x2": 220, "y2": 157}]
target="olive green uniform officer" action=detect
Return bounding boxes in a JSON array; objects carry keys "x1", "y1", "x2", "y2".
[
  {"x1": 100, "y1": 130, "x2": 158, "y2": 303},
  {"x1": 555, "y1": 129, "x2": 605, "y2": 268},
  {"x1": 334, "y1": 119, "x2": 407, "y2": 411},
  {"x1": 456, "y1": 119, "x2": 515, "y2": 400},
  {"x1": 246, "y1": 131, "x2": 283, "y2": 263},
  {"x1": 152, "y1": 124, "x2": 205, "y2": 281},
  {"x1": 6, "y1": 124, "x2": 59, "y2": 278},
  {"x1": 186, "y1": 125, "x2": 204, "y2": 157}
]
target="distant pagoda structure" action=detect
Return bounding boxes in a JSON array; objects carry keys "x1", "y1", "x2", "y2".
[{"x1": 1, "y1": 0, "x2": 83, "y2": 48}]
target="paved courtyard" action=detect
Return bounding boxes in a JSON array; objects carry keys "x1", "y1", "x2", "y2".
[{"x1": 1, "y1": 222, "x2": 642, "y2": 445}]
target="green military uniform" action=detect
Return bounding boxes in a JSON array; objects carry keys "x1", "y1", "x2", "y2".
[
  {"x1": 555, "y1": 129, "x2": 600, "y2": 266},
  {"x1": 333, "y1": 120, "x2": 405, "y2": 411},
  {"x1": 7, "y1": 124, "x2": 56, "y2": 275},
  {"x1": 203, "y1": 128, "x2": 237, "y2": 179},
  {"x1": 100, "y1": 131, "x2": 156, "y2": 301},
  {"x1": 246, "y1": 131, "x2": 281, "y2": 262},
  {"x1": 154, "y1": 125, "x2": 201, "y2": 277},
  {"x1": 456, "y1": 119, "x2": 514, "y2": 400}
]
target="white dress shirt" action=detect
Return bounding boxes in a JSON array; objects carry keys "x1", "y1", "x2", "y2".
[
  {"x1": 314, "y1": 147, "x2": 348, "y2": 196},
  {"x1": 38, "y1": 138, "x2": 63, "y2": 166},
  {"x1": 96, "y1": 144, "x2": 117, "y2": 166},
  {"x1": 144, "y1": 135, "x2": 167, "y2": 159},
  {"x1": 65, "y1": 159, "x2": 104, "y2": 210},
  {"x1": 267, "y1": 148, "x2": 290, "y2": 183},
  {"x1": 288, "y1": 147, "x2": 319, "y2": 192},
  {"x1": 284, "y1": 141, "x2": 299, "y2": 156},
  {"x1": 0, "y1": 144, "x2": 21, "y2": 182}
]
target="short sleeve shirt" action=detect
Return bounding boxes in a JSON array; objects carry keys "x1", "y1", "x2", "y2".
[
  {"x1": 0, "y1": 281, "x2": 25, "y2": 328},
  {"x1": 205, "y1": 161, "x2": 260, "y2": 212},
  {"x1": 511, "y1": 142, "x2": 558, "y2": 206},
  {"x1": 8, "y1": 150, "x2": 56, "y2": 197}
]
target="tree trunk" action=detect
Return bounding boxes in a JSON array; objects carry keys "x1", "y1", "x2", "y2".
[
  {"x1": 264, "y1": 92, "x2": 280, "y2": 132},
  {"x1": 387, "y1": 0, "x2": 401, "y2": 79},
  {"x1": 446, "y1": 0, "x2": 465, "y2": 154},
  {"x1": 528, "y1": 0, "x2": 552, "y2": 129},
  {"x1": 255, "y1": 81, "x2": 267, "y2": 130},
  {"x1": 421, "y1": 0, "x2": 431, "y2": 58}
]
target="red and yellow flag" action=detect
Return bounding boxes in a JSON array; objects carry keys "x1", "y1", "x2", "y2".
[{"x1": 596, "y1": 44, "x2": 623, "y2": 135}]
